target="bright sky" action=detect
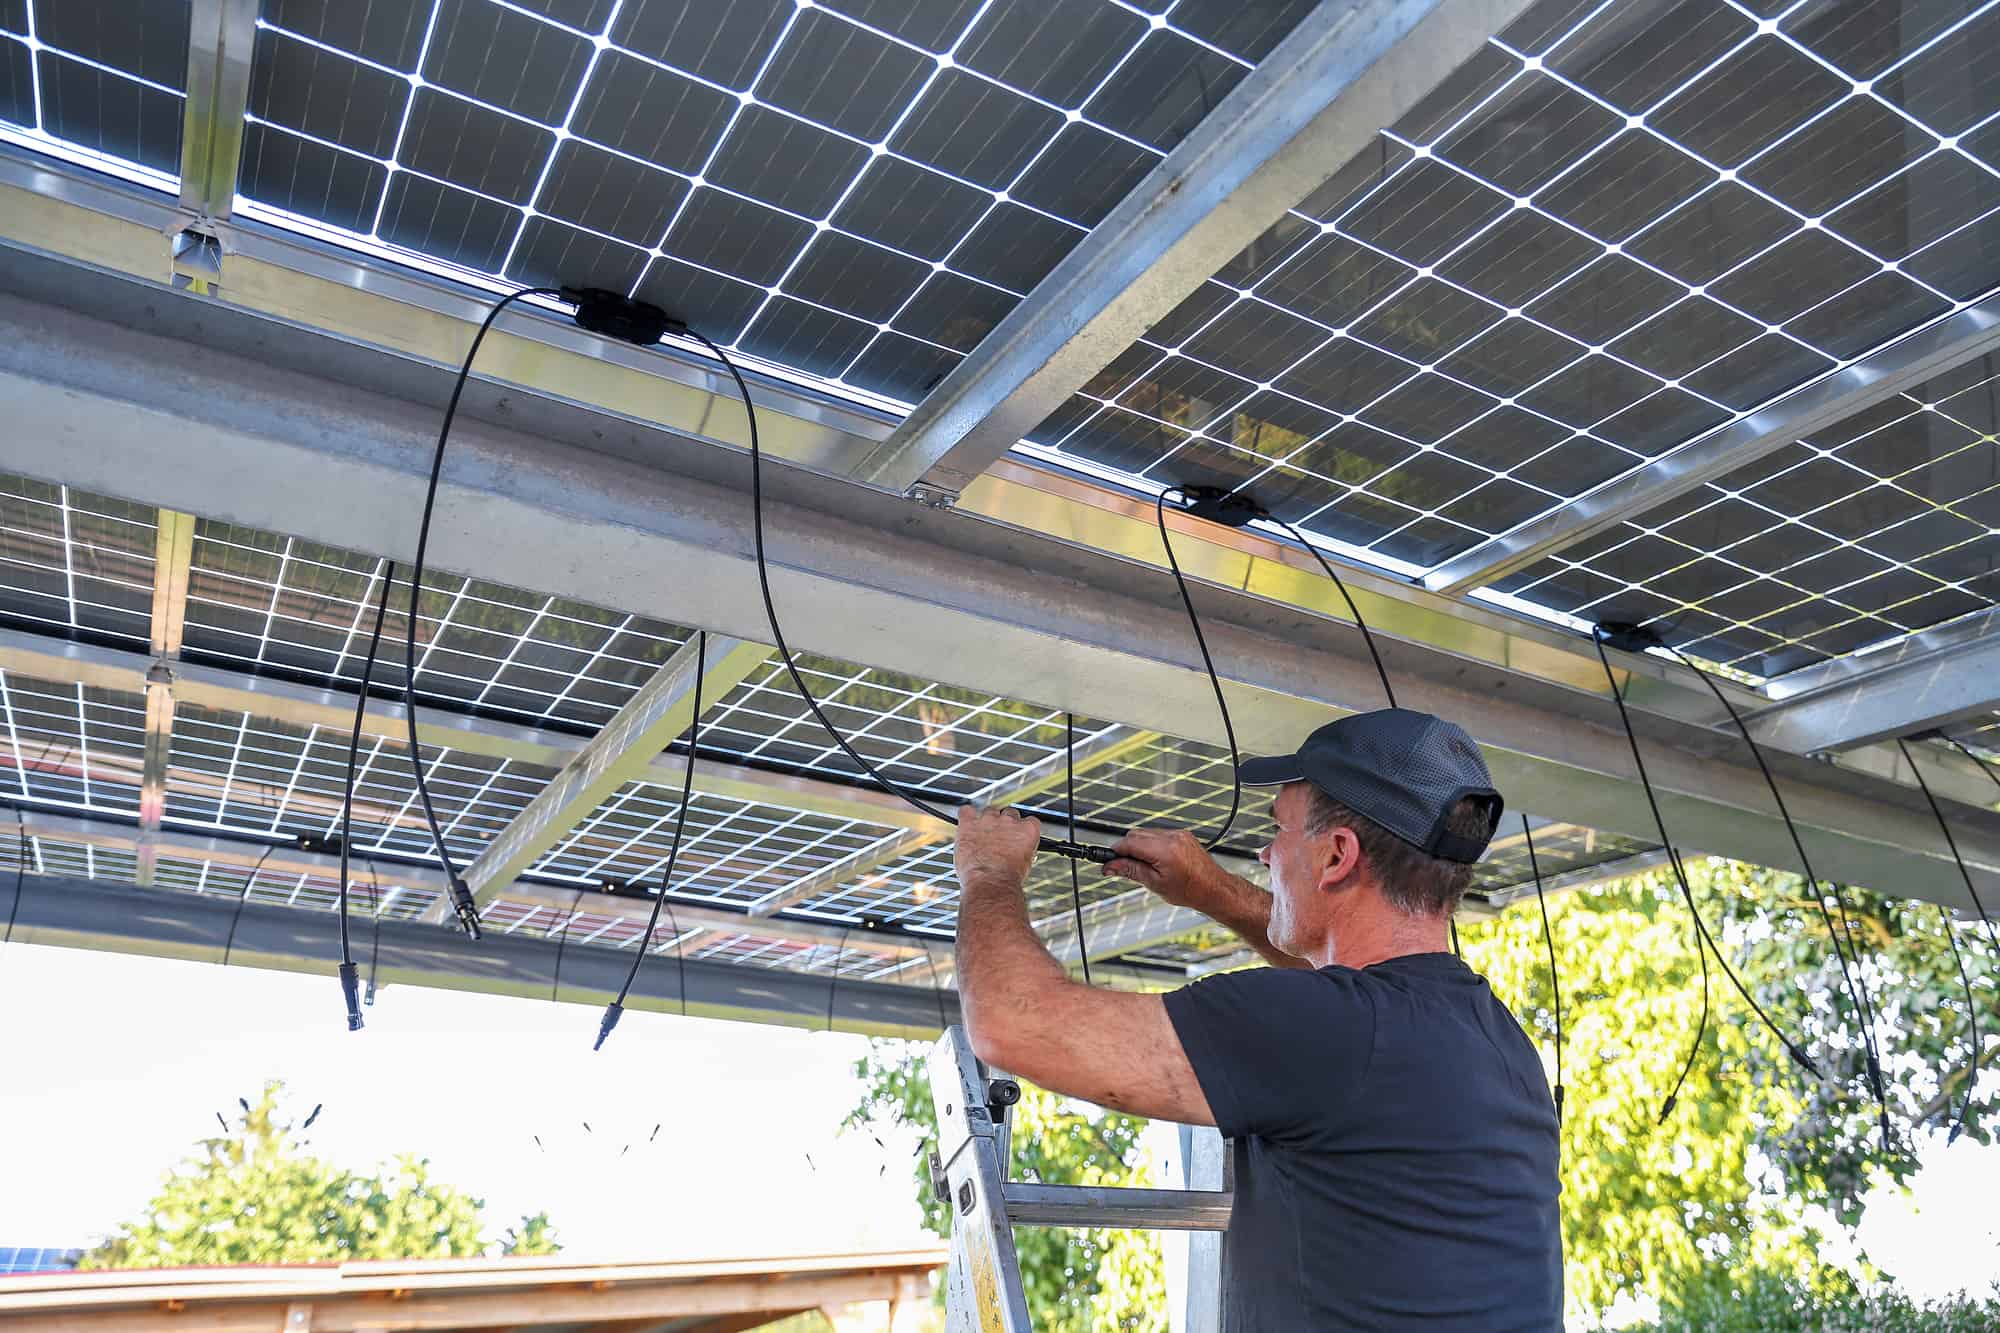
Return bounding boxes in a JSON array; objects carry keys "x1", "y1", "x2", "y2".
[{"x1": 0, "y1": 940, "x2": 1995, "y2": 1306}]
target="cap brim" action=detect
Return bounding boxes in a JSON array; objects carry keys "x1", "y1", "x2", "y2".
[{"x1": 1237, "y1": 753, "x2": 1305, "y2": 786}]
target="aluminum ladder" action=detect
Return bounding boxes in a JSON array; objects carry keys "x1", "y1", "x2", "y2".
[{"x1": 928, "y1": 1025, "x2": 1233, "y2": 1332}]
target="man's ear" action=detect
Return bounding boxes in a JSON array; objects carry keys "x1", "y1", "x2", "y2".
[{"x1": 1316, "y1": 826, "x2": 1364, "y2": 894}]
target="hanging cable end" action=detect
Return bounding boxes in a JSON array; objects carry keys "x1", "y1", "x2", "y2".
[
  {"x1": 364, "y1": 977, "x2": 377, "y2": 1006},
  {"x1": 1657, "y1": 1094, "x2": 1677, "y2": 1124},
  {"x1": 1794, "y1": 1048, "x2": 1824, "y2": 1081},
  {"x1": 447, "y1": 875, "x2": 483, "y2": 940},
  {"x1": 1553, "y1": 1085, "x2": 1565, "y2": 1125},
  {"x1": 339, "y1": 962, "x2": 364, "y2": 1032},
  {"x1": 1948, "y1": 1121, "x2": 1964, "y2": 1146},
  {"x1": 594, "y1": 1001, "x2": 624, "y2": 1052}
]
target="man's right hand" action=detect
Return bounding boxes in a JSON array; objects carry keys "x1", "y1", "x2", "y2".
[{"x1": 1104, "y1": 828, "x2": 1226, "y2": 911}]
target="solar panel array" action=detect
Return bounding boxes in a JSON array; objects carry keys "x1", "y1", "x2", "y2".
[
  {"x1": 4, "y1": 0, "x2": 1999, "y2": 692},
  {"x1": 1, "y1": 0, "x2": 1997, "y2": 993},
  {"x1": 0, "y1": 471, "x2": 1646, "y2": 986},
  {"x1": 1029, "y1": 0, "x2": 2000, "y2": 598},
  {"x1": 1503, "y1": 351, "x2": 2000, "y2": 675}
]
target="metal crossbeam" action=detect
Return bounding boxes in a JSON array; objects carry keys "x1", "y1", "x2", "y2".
[
  {"x1": 177, "y1": 0, "x2": 259, "y2": 223},
  {"x1": 1424, "y1": 294, "x2": 2000, "y2": 595},
  {"x1": 747, "y1": 726, "x2": 1157, "y2": 916},
  {"x1": 1746, "y1": 608, "x2": 2000, "y2": 755},
  {"x1": 10, "y1": 203, "x2": 2000, "y2": 915},
  {"x1": 136, "y1": 509, "x2": 196, "y2": 886},
  {"x1": 0, "y1": 629, "x2": 936, "y2": 833},
  {"x1": 850, "y1": 0, "x2": 1541, "y2": 498},
  {"x1": 432, "y1": 635, "x2": 770, "y2": 920},
  {"x1": 3, "y1": 873, "x2": 957, "y2": 1038},
  {"x1": 14, "y1": 808, "x2": 944, "y2": 965}
]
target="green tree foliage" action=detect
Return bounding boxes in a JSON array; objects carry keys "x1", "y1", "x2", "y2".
[
  {"x1": 848, "y1": 1044, "x2": 1166, "y2": 1331},
  {"x1": 1457, "y1": 858, "x2": 1997, "y2": 1321},
  {"x1": 81, "y1": 1081, "x2": 561, "y2": 1269},
  {"x1": 1632, "y1": 1264, "x2": 2000, "y2": 1332}
]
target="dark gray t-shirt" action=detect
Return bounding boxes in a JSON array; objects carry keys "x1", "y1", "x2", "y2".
[{"x1": 1163, "y1": 952, "x2": 1561, "y2": 1330}]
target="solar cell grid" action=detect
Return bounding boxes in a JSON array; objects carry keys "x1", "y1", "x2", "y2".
[
  {"x1": 528, "y1": 778, "x2": 902, "y2": 906},
  {"x1": 0, "y1": 672, "x2": 147, "y2": 818},
  {"x1": 1502, "y1": 352, "x2": 2000, "y2": 677},
  {"x1": 0, "y1": 477, "x2": 156, "y2": 648},
  {"x1": 164, "y1": 701, "x2": 557, "y2": 859},
  {"x1": 181, "y1": 522, "x2": 695, "y2": 729},
  {"x1": 1028, "y1": 0, "x2": 2000, "y2": 583},
  {"x1": 209, "y1": 0, "x2": 1319, "y2": 407},
  {"x1": 698, "y1": 654, "x2": 1122, "y2": 798}
]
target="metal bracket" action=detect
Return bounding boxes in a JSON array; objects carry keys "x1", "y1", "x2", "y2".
[
  {"x1": 907, "y1": 480, "x2": 960, "y2": 510},
  {"x1": 170, "y1": 227, "x2": 225, "y2": 294}
]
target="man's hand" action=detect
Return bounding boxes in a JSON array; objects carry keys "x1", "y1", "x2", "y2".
[
  {"x1": 1104, "y1": 827, "x2": 1226, "y2": 911},
  {"x1": 955, "y1": 804, "x2": 1042, "y2": 889}
]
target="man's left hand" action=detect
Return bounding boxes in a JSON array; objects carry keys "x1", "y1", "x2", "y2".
[{"x1": 955, "y1": 804, "x2": 1042, "y2": 890}]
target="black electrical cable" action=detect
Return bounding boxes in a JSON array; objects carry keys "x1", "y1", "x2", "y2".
[
  {"x1": 1066, "y1": 712, "x2": 1093, "y2": 986},
  {"x1": 1449, "y1": 917, "x2": 1462, "y2": 959},
  {"x1": 1936, "y1": 897, "x2": 1980, "y2": 1145},
  {"x1": 1524, "y1": 816, "x2": 1564, "y2": 1125},
  {"x1": 1588, "y1": 631, "x2": 1741, "y2": 1121},
  {"x1": 680, "y1": 322, "x2": 1159, "y2": 867},
  {"x1": 827, "y1": 925, "x2": 854, "y2": 1033},
  {"x1": 1934, "y1": 738, "x2": 2000, "y2": 955},
  {"x1": 397, "y1": 286, "x2": 561, "y2": 939},
  {"x1": 1261, "y1": 513, "x2": 1397, "y2": 710},
  {"x1": 1897, "y1": 736, "x2": 1999, "y2": 1143},
  {"x1": 1593, "y1": 631, "x2": 1822, "y2": 1083},
  {"x1": 337, "y1": 558, "x2": 398, "y2": 1030},
  {"x1": 1662, "y1": 643, "x2": 1884, "y2": 1140},
  {"x1": 596, "y1": 630, "x2": 708, "y2": 1050},
  {"x1": 549, "y1": 886, "x2": 585, "y2": 1005},
  {"x1": 2, "y1": 807, "x2": 22, "y2": 949},
  {"x1": 219, "y1": 847, "x2": 279, "y2": 968},
  {"x1": 364, "y1": 858, "x2": 383, "y2": 1007},
  {"x1": 1154, "y1": 489, "x2": 1243, "y2": 851}
]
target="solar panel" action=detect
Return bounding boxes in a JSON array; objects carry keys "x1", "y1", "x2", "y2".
[
  {"x1": 182, "y1": 520, "x2": 696, "y2": 730},
  {"x1": 1501, "y1": 351, "x2": 2000, "y2": 677},
  {"x1": 0, "y1": 476, "x2": 155, "y2": 648},
  {"x1": 1026, "y1": 0, "x2": 2000, "y2": 583},
  {"x1": 210, "y1": 0, "x2": 1323, "y2": 405}
]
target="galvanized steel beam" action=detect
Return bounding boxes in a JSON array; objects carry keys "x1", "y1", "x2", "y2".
[
  {"x1": 1747, "y1": 608, "x2": 2000, "y2": 755},
  {"x1": 7, "y1": 216, "x2": 2000, "y2": 915},
  {"x1": 2, "y1": 872, "x2": 957, "y2": 1038},
  {"x1": 851, "y1": 0, "x2": 1542, "y2": 497},
  {"x1": 1424, "y1": 294, "x2": 2000, "y2": 595},
  {"x1": 437, "y1": 635, "x2": 770, "y2": 920},
  {"x1": 178, "y1": 0, "x2": 258, "y2": 223}
]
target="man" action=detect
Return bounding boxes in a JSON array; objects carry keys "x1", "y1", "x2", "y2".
[{"x1": 953, "y1": 708, "x2": 1562, "y2": 1329}]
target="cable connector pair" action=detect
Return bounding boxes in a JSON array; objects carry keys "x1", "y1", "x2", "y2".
[
  {"x1": 561, "y1": 287, "x2": 687, "y2": 346},
  {"x1": 447, "y1": 874, "x2": 483, "y2": 940}
]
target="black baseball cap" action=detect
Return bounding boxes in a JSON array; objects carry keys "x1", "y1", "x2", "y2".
[{"x1": 1237, "y1": 709, "x2": 1503, "y2": 863}]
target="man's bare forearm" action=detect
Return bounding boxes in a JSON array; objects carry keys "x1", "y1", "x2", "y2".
[
  {"x1": 1201, "y1": 871, "x2": 1312, "y2": 970},
  {"x1": 955, "y1": 869, "x2": 1070, "y2": 1062}
]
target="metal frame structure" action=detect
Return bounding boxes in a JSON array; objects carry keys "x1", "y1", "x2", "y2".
[
  {"x1": 8, "y1": 232, "x2": 2000, "y2": 916},
  {"x1": 856, "y1": 0, "x2": 1540, "y2": 500},
  {"x1": 0, "y1": 0, "x2": 1994, "y2": 1038},
  {"x1": 1424, "y1": 295, "x2": 2000, "y2": 596}
]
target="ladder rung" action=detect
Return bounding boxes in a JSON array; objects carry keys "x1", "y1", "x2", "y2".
[{"x1": 1001, "y1": 1182, "x2": 1233, "y2": 1231}]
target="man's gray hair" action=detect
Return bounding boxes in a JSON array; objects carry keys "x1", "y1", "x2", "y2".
[{"x1": 1302, "y1": 787, "x2": 1488, "y2": 917}]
